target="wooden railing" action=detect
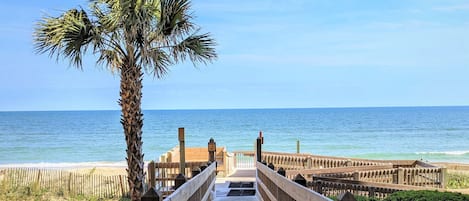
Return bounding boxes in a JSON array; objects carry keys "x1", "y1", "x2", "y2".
[
  {"x1": 286, "y1": 164, "x2": 394, "y2": 180},
  {"x1": 317, "y1": 167, "x2": 446, "y2": 188},
  {"x1": 261, "y1": 151, "x2": 389, "y2": 170},
  {"x1": 310, "y1": 176, "x2": 442, "y2": 199},
  {"x1": 163, "y1": 162, "x2": 216, "y2": 201},
  {"x1": 148, "y1": 161, "x2": 208, "y2": 193},
  {"x1": 256, "y1": 161, "x2": 332, "y2": 201}
]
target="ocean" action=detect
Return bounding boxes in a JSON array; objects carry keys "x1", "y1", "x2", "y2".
[{"x1": 1, "y1": 106, "x2": 469, "y2": 166}]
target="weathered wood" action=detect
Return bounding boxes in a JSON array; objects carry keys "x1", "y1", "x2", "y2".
[
  {"x1": 286, "y1": 164, "x2": 393, "y2": 178},
  {"x1": 312, "y1": 176, "x2": 443, "y2": 191},
  {"x1": 142, "y1": 187, "x2": 162, "y2": 201},
  {"x1": 163, "y1": 162, "x2": 216, "y2": 201},
  {"x1": 257, "y1": 161, "x2": 332, "y2": 201},
  {"x1": 178, "y1": 128, "x2": 186, "y2": 174},
  {"x1": 208, "y1": 138, "x2": 216, "y2": 163},
  {"x1": 256, "y1": 138, "x2": 262, "y2": 162},
  {"x1": 148, "y1": 161, "x2": 156, "y2": 188},
  {"x1": 337, "y1": 192, "x2": 356, "y2": 201}
]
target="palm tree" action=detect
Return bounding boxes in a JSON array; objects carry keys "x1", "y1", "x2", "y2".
[{"x1": 33, "y1": 0, "x2": 216, "y2": 200}]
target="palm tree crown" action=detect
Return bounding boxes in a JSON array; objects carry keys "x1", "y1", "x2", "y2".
[
  {"x1": 34, "y1": 0, "x2": 216, "y2": 200},
  {"x1": 35, "y1": 0, "x2": 216, "y2": 75}
]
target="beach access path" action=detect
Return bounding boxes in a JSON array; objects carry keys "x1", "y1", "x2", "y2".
[{"x1": 215, "y1": 168, "x2": 257, "y2": 201}]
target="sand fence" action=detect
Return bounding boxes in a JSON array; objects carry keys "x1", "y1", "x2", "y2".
[{"x1": 0, "y1": 168, "x2": 129, "y2": 198}]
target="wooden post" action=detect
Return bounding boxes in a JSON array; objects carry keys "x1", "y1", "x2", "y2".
[
  {"x1": 68, "y1": 172, "x2": 72, "y2": 194},
  {"x1": 174, "y1": 173, "x2": 187, "y2": 190},
  {"x1": 148, "y1": 161, "x2": 156, "y2": 188},
  {"x1": 397, "y1": 167, "x2": 404, "y2": 184},
  {"x1": 440, "y1": 167, "x2": 447, "y2": 188},
  {"x1": 293, "y1": 174, "x2": 307, "y2": 187},
  {"x1": 192, "y1": 167, "x2": 201, "y2": 178},
  {"x1": 353, "y1": 171, "x2": 359, "y2": 181},
  {"x1": 315, "y1": 180, "x2": 323, "y2": 194},
  {"x1": 296, "y1": 139, "x2": 300, "y2": 154},
  {"x1": 307, "y1": 156, "x2": 313, "y2": 169},
  {"x1": 338, "y1": 192, "x2": 357, "y2": 201},
  {"x1": 368, "y1": 187, "x2": 376, "y2": 198},
  {"x1": 142, "y1": 187, "x2": 162, "y2": 201},
  {"x1": 208, "y1": 138, "x2": 216, "y2": 163},
  {"x1": 277, "y1": 167, "x2": 286, "y2": 177},
  {"x1": 119, "y1": 175, "x2": 125, "y2": 197},
  {"x1": 200, "y1": 164, "x2": 208, "y2": 171},
  {"x1": 259, "y1": 131, "x2": 264, "y2": 144},
  {"x1": 268, "y1": 163, "x2": 275, "y2": 170},
  {"x1": 178, "y1": 127, "x2": 186, "y2": 174},
  {"x1": 256, "y1": 137, "x2": 262, "y2": 162}
]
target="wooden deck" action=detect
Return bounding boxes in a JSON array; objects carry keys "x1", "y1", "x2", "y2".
[{"x1": 215, "y1": 168, "x2": 257, "y2": 201}]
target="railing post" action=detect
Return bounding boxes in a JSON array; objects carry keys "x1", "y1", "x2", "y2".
[
  {"x1": 143, "y1": 162, "x2": 162, "y2": 201},
  {"x1": 268, "y1": 163, "x2": 275, "y2": 170},
  {"x1": 192, "y1": 167, "x2": 201, "y2": 178},
  {"x1": 208, "y1": 138, "x2": 216, "y2": 163},
  {"x1": 440, "y1": 167, "x2": 447, "y2": 188},
  {"x1": 256, "y1": 137, "x2": 262, "y2": 162},
  {"x1": 178, "y1": 128, "x2": 186, "y2": 174},
  {"x1": 397, "y1": 167, "x2": 404, "y2": 184},
  {"x1": 338, "y1": 191, "x2": 357, "y2": 201},
  {"x1": 277, "y1": 167, "x2": 286, "y2": 177},
  {"x1": 293, "y1": 174, "x2": 307, "y2": 187},
  {"x1": 353, "y1": 171, "x2": 359, "y2": 181},
  {"x1": 307, "y1": 156, "x2": 313, "y2": 169},
  {"x1": 142, "y1": 187, "x2": 162, "y2": 201},
  {"x1": 200, "y1": 163, "x2": 208, "y2": 171},
  {"x1": 174, "y1": 173, "x2": 187, "y2": 190},
  {"x1": 368, "y1": 187, "x2": 376, "y2": 198},
  {"x1": 148, "y1": 161, "x2": 156, "y2": 188},
  {"x1": 315, "y1": 180, "x2": 323, "y2": 194},
  {"x1": 296, "y1": 139, "x2": 300, "y2": 154}
]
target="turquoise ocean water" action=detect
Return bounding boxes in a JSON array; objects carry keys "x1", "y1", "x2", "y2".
[{"x1": 1, "y1": 106, "x2": 469, "y2": 165}]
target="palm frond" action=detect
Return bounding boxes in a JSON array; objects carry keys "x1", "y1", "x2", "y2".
[
  {"x1": 171, "y1": 32, "x2": 217, "y2": 65},
  {"x1": 34, "y1": 8, "x2": 97, "y2": 68},
  {"x1": 139, "y1": 47, "x2": 172, "y2": 78},
  {"x1": 97, "y1": 49, "x2": 123, "y2": 72},
  {"x1": 157, "y1": 0, "x2": 195, "y2": 38}
]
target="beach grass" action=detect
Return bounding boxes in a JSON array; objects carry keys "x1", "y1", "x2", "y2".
[
  {"x1": 447, "y1": 171, "x2": 469, "y2": 189},
  {"x1": 0, "y1": 167, "x2": 130, "y2": 200},
  {"x1": 0, "y1": 172, "x2": 130, "y2": 201}
]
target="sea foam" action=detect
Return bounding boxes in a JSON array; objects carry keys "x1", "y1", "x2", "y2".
[{"x1": 416, "y1": 150, "x2": 469, "y2": 156}]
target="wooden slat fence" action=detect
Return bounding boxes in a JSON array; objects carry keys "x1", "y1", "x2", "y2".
[{"x1": 1, "y1": 168, "x2": 129, "y2": 198}]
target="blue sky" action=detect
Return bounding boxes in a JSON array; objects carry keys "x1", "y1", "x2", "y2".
[{"x1": 0, "y1": 0, "x2": 468, "y2": 111}]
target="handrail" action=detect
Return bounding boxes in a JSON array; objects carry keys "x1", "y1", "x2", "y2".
[
  {"x1": 163, "y1": 162, "x2": 216, "y2": 201},
  {"x1": 286, "y1": 164, "x2": 394, "y2": 179},
  {"x1": 312, "y1": 175, "x2": 442, "y2": 191},
  {"x1": 256, "y1": 161, "x2": 332, "y2": 201}
]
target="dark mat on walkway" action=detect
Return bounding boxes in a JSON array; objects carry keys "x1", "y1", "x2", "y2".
[
  {"x1": 229, "y1": 182, "x2": 254, "y2": 188},
  {"x1": 227, "y1": 189, "x2": 256, "y2": 196}
]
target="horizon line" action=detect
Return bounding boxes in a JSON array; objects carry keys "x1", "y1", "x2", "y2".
[{"x1": 1, "y1": 104, "x2": 469, "y2": 112}]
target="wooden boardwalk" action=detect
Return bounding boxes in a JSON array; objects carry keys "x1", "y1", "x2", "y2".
[{"x1": 215, "y1": 168, "x2": 258, "y2": 201}]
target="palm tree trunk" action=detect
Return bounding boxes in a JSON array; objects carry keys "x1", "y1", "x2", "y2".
[{"x1": 119, "y1": 63, "x2": 145, "y2": 201}]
